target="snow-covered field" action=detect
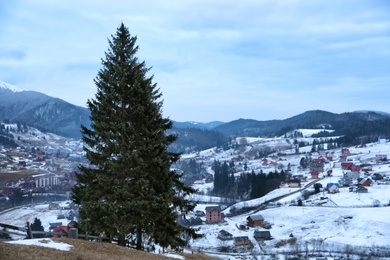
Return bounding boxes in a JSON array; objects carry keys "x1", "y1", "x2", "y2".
[{"x1": 2, "y1": 131, "x2": 390, "y2": 259}]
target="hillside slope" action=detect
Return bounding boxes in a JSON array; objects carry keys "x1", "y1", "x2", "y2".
[
  {"x1": 0, "y1": 238, "x2": 217, "y2": 260},
  {"x1": 0, "y1": 91, "x2": 90, "y2": 139}
]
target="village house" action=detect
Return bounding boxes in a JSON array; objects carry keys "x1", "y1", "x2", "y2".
[
  {"x1": 338, "y1": 178, "x2": 353, "y2": 187},
  {"x1": 356, "y1": 186, "x2": 368, "y2": 193},
  {"x1": 253, "y1": 230, "x2": 272, "y2": 241},
  {"x1": 325, "y1": 152, "x2": 334, "y2": 161},
  {"x1": 310, "y1": 162, "x2": 324, "y2": 179},
  {"x1": 327, "y1": 183, "x2": 340, "y2": 194},
  {"x1": 205, "y1": 206, "x2": 224, "y2": 224},
  {"x1": 341, "y1": 148, "x2": 351, "y2": 156},
  {"x1": 341, "y1": 161, "x2": 354, "y2": 170},
  {"x1": 234, "y1": 236, "x2": 252, "y2": 247},
  {"x1": 312, "y1": 157, "x2": 325, "y2": 163},
  {"x1": 359, "y1": 178, "x2": 372, "y2": 187},
  {"x1": 247, "y1": 214, "x2": 264, "y2": 227},
  {"x1": 376, "y1": 154, "x2": 387, "y2": 163},
  {"x1": 310, "y1": 170, "x2": 320, "y2": 179},
  {"x1": 351, "y1": 165, "x2": 361, "y2": 172},
  {"x1": 217, "y1": 229, "x2": 233, "y2": 240},
  {"x1": 48, "y1": 163, "x2": 61, "y2": 171},
  {"x1": 177, "y1": 215, "x2": 203, "y2": 227},
  {"x1": 289, "y1": 179, "x2": 301, "y2": 188},
  {"x1": 345, "y1": 171, "x2": 360, "y2": 179}
]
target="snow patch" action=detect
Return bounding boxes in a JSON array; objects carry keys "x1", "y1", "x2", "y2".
[
  {"x1": 6, "y1": 238, "x2": 73, "y2": 251},
  {"x1": 0, "y1": 81, "x2": 24, "y2": 92}
]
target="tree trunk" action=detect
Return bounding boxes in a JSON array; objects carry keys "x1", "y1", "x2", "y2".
[
  {"x1": 136, "y1": 227, "x2": 142, "y2": 250},
  {"x1": 117, "y1": 232, "x2": 126, "y2": 247}
]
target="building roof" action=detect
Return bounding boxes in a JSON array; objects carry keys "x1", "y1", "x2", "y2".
[
  {"x1": 205, "y1": 206, "x2": 221, "y2": 212},
  {"x1": 219, "y1": 229, "x2": 233, "y2": 236},
  {"x1": 247, "y1": 214, "x2": 264, "y2": 221},
  {"x1": 254, "y1": 230, "x2": 271, "y2": 239},
  {"x1": 234, "y1": 236, "x2": 250, "y2": 242},
  {"x1": 326, "y1": 183, "x2": 340, "y2": 188}
]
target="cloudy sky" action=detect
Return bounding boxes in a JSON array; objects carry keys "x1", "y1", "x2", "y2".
[{"x1": 0, "y1": 1, "x2": 389, "y2": 122}]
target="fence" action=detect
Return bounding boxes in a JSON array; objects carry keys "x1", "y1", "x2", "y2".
[{"x1": 0, "y1": 222, "x2": 106, "y2": 242}]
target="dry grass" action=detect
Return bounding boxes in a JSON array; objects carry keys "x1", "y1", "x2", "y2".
[
  {"x1": 0, "y1": 238, "x2": 218, "y2": 260},
  {"x1": 0, "y1": 170, "x2": 39, "y2": 188}
]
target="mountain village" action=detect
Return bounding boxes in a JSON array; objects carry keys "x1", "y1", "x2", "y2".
[{"x1": 1, "y1": 125, "x2": 390, "y2": 259}]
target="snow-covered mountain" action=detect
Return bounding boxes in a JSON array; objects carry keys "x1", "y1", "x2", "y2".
[
  {"x1": 0, "y1": 81, "x2": 90, "y2": 139},
  {"x1": 0, "y1": 81, "x2": 24, "y2": 93}
]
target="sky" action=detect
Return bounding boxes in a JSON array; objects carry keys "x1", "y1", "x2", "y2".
[{"x1": 0, "y1": 0, "x2": 389, "y2": 123}]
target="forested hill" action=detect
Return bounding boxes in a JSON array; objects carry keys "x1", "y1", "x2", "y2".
[
  {"x1": 213, "y1": 110, "x2": 390, "y2": 143},
  {"x1": 0, "y1": 90, "x2": 90, "y2": 139},
  {"x1": 1, "y1": 83, "x2": 390, "y2": 151}
]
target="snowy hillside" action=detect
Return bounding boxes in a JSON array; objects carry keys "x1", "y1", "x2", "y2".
[
  {"x1": 180, "y1": 136, "x2": 390, "y2": 259},
  {"x1": 1, "y1": 132, "x2": 390, "y2": 259}
]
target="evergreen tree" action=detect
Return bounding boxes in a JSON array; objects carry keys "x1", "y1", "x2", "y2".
[
  {"x1": 0, "y1": 228, "x2": 12, "y2": 240},
  {"x1": 72, "y1": 23, "x2": 199, "y2": 250},
  {"x1": 30, "y1": 217, "x2": 45, "y2": 238}
]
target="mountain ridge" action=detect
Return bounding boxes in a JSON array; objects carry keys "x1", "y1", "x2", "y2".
[
  {"x1": 0, "y1": 82, "x2": 90, "y2": 139},
  {"x1": 1, "y1": 81, "x2": 390, "y2": 151}
]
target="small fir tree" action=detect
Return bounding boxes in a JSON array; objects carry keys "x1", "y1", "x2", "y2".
[
  {"x1": 29, "y1": 217, "x2": 45, "y2": 238},
  {"x1": 0, "y1": 228, "x2": 12, "y2": 240}
]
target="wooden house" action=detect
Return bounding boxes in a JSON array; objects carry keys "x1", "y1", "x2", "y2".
[
  {"x1": 247, "y1": 214, "x2": 264, "y2": 227},
  {"x1": 253, "y1": 230, "x2": 272, "y2": 241},
  {"x1": 351, "y1": 165, "x2": 360, "y2": 173},
  {"x1": 289, "y1": 179, "x2": 301, "y2": 188},
  {"x1": 359, "y1": 178, "x2": 372, "y2": 187},
  {"x1": 234, "y1": 236, "x2": 251, "y2": 246},
  {"x1": 217, "y1": 229, "x2": 233, "y2": 240},
  {"x1": 341, "y1": 162, "x2": 353, "y2": 170},
  {"x1": 177, "y1": 215, "x2": 203, "y2": 227},
  {"x1": 310, "y1": 171, "x2": 320, "y2": 179},
  {"x1": 310, "y1": 162, "x2": 324, "y2": 174},
  {"x1": 49, "y1": 222, "x2": 62, "y2": 230},
  {"x1": 312, "y1": 157, "x2": 325, "y2": 163},
  {"x1": 52, "y1": 226, "x2": 69, "y2": 237},
  {"x1": 205, "y1": 206, "x2": 224, "y2": 224}
]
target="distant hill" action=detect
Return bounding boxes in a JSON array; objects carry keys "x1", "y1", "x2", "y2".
[
  {"x1": 168, "y1": 127, "x2": 228, "y2": 153},
  {"x1": 214, "y1": 110, "x2": 390, "y2": 142},
  {"x1": 172, "y1": 120, "x2": 225, "y2": 130},
  {"x1": 0, "y1": 83, "x2": 90, "y2": 139},
  {"x1": 1, "y1": 81, "x2": 390, "y2": 150}
]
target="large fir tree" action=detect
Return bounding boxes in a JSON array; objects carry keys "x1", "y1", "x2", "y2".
[{"x1": 73, "y1": 23, "x2": 199, "y2": 249}]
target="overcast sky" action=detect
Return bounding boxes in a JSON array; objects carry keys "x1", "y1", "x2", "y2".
[{"x1": 1, "y1": 1, "x2": 389, "y2": 122}]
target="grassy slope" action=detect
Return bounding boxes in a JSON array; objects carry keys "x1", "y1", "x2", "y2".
[{"x1": 0, "y1": 238, "x2": 218, "y2": 260}]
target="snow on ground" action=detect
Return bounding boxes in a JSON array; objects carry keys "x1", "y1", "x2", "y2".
[
  {"x1": 2, "y1": 137, "x2": 390, "y2": 259},
  {"x1": 0, "y1": 201, "x2": 73, "y2": 239},
  {"x1": 6, "y1": 238, "x2": 73, "y2": 251}
]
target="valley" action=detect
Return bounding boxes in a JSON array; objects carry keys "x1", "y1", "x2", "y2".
[{"x1": 1, "y1": 126, "x2": 390, "y2": 259}]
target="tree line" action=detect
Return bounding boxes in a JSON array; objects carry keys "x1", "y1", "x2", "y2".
[{"x1": 212, "y1": 160, "x2": 287, "y2": 200}]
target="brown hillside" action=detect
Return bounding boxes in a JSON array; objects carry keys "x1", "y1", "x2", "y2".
[{"x1": 0, "y1": 238, "x2": 218, "y2": 260}]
